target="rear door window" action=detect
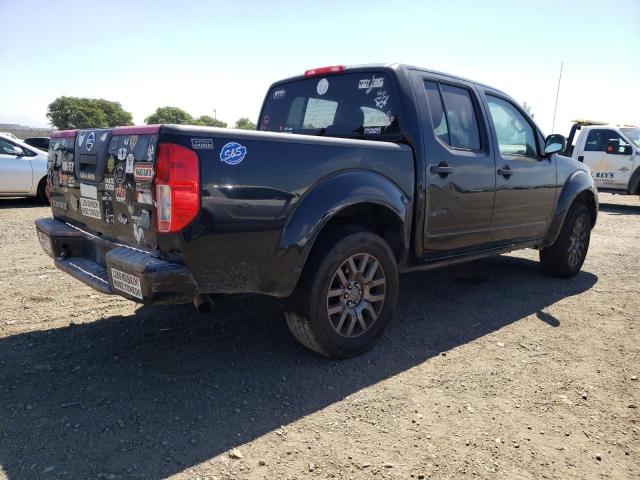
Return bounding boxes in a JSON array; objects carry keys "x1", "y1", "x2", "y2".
[
  {"x1": 424, "y1": 81, "x2": 482, "y2": 150},
  {"x1": 260, "y1": 72, "x2": 399, "y2": 138}
]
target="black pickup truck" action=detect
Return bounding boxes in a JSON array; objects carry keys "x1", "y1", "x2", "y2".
[{"x1": 37, "y1": 63, "x2": 597, "y2": 357}]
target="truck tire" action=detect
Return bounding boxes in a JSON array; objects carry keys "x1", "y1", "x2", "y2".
[
  {"x1": 285, "y1": 229, "x2": 399, "y2": 358},
  {"x1": 540, "y1": 203, "x2": 591, "y2": 278}
]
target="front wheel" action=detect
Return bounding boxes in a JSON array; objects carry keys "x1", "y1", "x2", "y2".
[
  {"x1": 540, "y1": 203, "x2": 591, "y2": 278},
  {"x1": 285, "y1": 229, "x2": 399, "y2": 358}
]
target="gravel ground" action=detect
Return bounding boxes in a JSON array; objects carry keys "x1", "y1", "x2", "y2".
[{"x1": 0, "y1": 193, "x2": 638, "y2": 480}]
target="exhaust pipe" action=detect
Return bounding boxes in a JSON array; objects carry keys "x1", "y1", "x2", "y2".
[{"x1": 193, "y1": 293, "x2": 214, "y2": 314}]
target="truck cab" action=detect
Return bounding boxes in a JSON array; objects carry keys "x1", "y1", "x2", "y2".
[{"x1": 565, "y1": 121, "x2": 640, "y2": 196}]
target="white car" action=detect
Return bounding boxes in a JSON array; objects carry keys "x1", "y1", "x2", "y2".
[{"x1": 0, "y1": 133, "x2": 49, "y2": 203}]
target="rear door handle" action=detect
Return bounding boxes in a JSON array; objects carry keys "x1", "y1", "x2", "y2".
[
  {"x1": 497, "y1": 166, "x2": 513, "y2": 178},
  {"x1": 430, "y1": 163, "x2": 454, "y2": 177}
]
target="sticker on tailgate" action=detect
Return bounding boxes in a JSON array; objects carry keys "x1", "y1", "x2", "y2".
[
  {"x1": 110, "y1": 268, "x2": 143, "y2": 299},
  {"x1": 80, "y1": 197, "x2": 101, "y2": 219}
]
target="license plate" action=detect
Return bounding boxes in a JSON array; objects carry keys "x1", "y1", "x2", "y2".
[
  {"x1": 80, "y1": 197, "x2": 101, "y2": 219},
  {"x1": 110, "y1": 268, "x2": 143, "y2": 299},
  {"x1": 37, "y1": 230, "x2": 53, "y2": 255}
]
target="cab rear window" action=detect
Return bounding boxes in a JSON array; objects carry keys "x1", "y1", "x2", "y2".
[{"x1": 260, "y1": 72, "x2": 399, "y2": 138}]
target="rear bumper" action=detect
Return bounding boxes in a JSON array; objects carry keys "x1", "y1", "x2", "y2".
[{"x1": 35, "y1": 218, "x2": 198, "y2": 304}]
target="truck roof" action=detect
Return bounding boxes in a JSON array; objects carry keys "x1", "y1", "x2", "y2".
[{"x1": 273, "y1": 63, "x2": 510, "y2": 97}]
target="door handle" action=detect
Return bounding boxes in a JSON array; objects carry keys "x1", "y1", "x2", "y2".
[
  {"x1": 497, "y1": 166, "x2": 513, "y2": 178},
  {"x1": 430, "y1": 163, "x2": 454, "y2": 177}
]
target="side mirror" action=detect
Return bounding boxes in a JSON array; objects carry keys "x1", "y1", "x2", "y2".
[
  {"x1": 12, "y1": 146, "x2": 25, "y2": 157},
  {"x1": 544, "y1": 134, "x2": 566, "y2": 156},
  {"x1": 606, "y1": 140, "x2": 633, "y2": 155}
]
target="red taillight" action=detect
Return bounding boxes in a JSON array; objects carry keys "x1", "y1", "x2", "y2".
[
  {"x1": 154, "y1": 143, "x2": 200, "y2": 233},
  {"x1": 304, "y1": 65, "x2": 345, "y2": 77}
]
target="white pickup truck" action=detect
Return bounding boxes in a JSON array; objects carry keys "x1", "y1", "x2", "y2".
[{"x1": 564, "y1": 121, "x2": 640, "y2": 197}]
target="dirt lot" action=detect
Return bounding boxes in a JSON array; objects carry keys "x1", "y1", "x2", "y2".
[{"x1": 0, "y1": 194, "x2": 638, "y2": 480}]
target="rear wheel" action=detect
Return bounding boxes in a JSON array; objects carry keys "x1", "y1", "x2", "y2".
[
  {"x1": 36, "y1": 177, "x2": 49, "y2": 204},
  {"x1": 285, "y1": 229, "x2": 399, "y2": 358},
  {"x1": 540, "y1": 203, "x2": 591, "y2": 278}
]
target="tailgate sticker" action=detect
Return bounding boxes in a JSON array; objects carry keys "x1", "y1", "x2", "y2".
[
  {"x1": 79, "y1": 170, "x2": 96, "y2": 181},
  {"x1": 51, "y1": 199, "x2": 68, "y2": 210},
  {"x1": 125, "y1": 153, "x2": 135, "y2": 173},
  {"x1": 134, "y1": 162, "x2": 154, "y2": 181},
  {"x1": 80, "y1": 197, "x2": 101, "y2": 219},
  {"x1": 114, "y1": 164, "x2": 126, "y2": 184},
  {"x1": 86, "y1": 131, "x2": 96, "y2": 151},
  {"x1": 117, "y1": 147, "x2": 127, "y2": 161},
  {"x1": 106, "y1": 155, "x2": 116, "y2": 173},
  {"x1": 146, "y1": 143, "x2": 155, "y2": 161},
  {"x1": 104, "y1": 177, "x2": 115, "y2": 191},
  {"x1": 136, "y1": 190, "x2": 153, "y2": 205},
  {"x1": 110, "y1": 268, "x2": 143, "y2": 299},
  {"x1": 80, "y1": 183, "x2": 98, "y2": 199},
  {"x1": 115, "y1": 185, "x2": 126, "y2": 203},
  {"x1": 102, "y1": 192, "x2": 114, "y2": 224}
]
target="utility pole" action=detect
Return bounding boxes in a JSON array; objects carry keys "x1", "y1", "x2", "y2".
[
  {"x1": 213, "y1": 109, "x2": 217, "y2": 120},
  {"x1": 551, "y1": 61, "x2": 563, "y2": 132}
]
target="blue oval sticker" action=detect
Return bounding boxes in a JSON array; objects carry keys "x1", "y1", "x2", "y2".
[{"x1": 219, "y1": 142, "x2": 247, "y2": 165}]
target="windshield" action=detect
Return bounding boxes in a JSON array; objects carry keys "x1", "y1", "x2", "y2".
[
  {"x1": 621, "y1": 128, "x2": 640, "y2": 148},
  {"x1": 259, "y1": 72, "x2": 399, "y2": 138}
]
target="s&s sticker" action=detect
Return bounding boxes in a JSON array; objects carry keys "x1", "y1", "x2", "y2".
[{"x1": 220, "y1": 142, "x2": 247, "y2": 165}]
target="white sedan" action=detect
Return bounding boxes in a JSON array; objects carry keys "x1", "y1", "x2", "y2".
[{"x1": 0, "y1": 133, "x2": 49, "y2": 203}]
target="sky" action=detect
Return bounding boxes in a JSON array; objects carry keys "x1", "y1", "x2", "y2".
[{"x1": 0, "y1": 0, "x2": 638, "y2": 136}]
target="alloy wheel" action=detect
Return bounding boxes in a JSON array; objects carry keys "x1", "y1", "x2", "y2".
[
  {"x1": 568, "y1": 215, "x2": 588, "y2": 268},
  {"x1": 326, "y1": 253, "x2": 386, "y2": 338}
]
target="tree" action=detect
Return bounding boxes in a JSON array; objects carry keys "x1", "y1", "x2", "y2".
[
  {"x1": 47, "y1": 96, "x2": 132, "y2": 129},
  {"x1": 145, "y1": 106, "x2": 193, "y2": 125},
  {"x1": 95, "y1": 99, "x2": 133, "y2": 126},
  {"x1": 193, "y1": 115, "x2": 227, "y2": 128},
  {"x1": 522, "y1": 101, "x2": 535, "y2": 119},
  {"x1": 234, "y1": 117, "x2": 256, "y2": 130}
]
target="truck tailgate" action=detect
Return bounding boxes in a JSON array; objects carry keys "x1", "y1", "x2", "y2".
[{"x1": 48, "y1": 127, "x2": 159, "y2": 251}]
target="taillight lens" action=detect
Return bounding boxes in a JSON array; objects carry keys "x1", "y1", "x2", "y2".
[
  {"x1": 304, "y1": 65, "x2": 345, "y2": 77},
  {"x1": 154, "y1": 143, "x2": 200, "y2": 233}
]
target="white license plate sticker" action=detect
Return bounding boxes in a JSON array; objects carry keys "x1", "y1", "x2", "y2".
[
  {"x1": 80, "y1": 197, "x2": 101, "y2": 219},
  {"x1": 37, "y1": 230, "x2": 53, "y2": 254},
  {"x1": 110, "y1": 268, "x2": 143, "y2": 299}
]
